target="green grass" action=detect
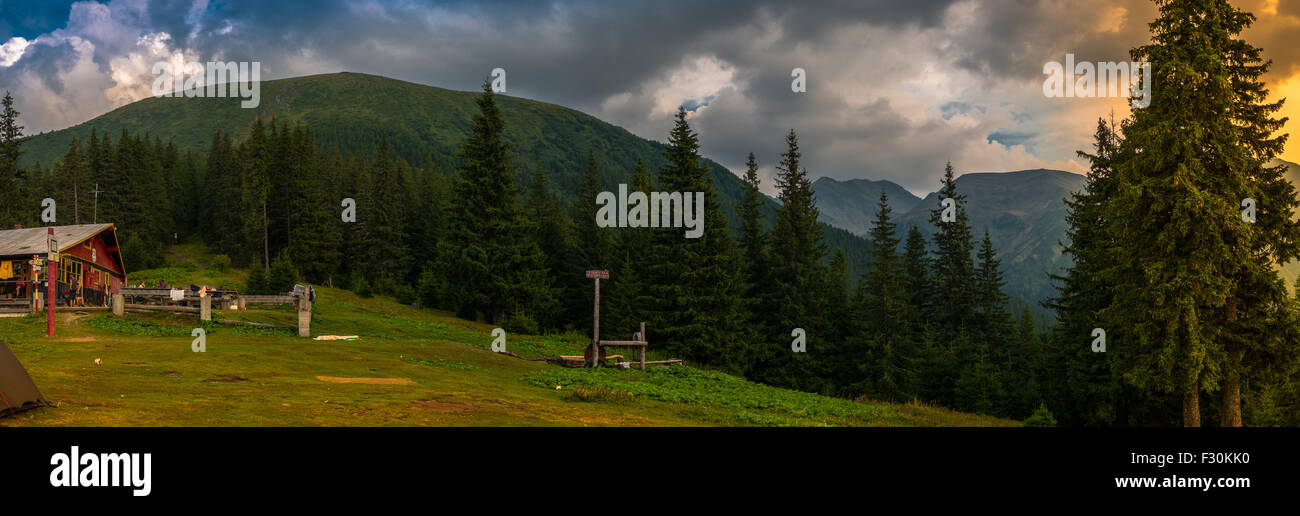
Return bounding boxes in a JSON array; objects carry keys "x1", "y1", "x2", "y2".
[
  {"x1": 400, "y1": 356, "x2": 479, "y2": 371},
  {"x1": 521, "y1": 366, "x2": 1009, "y2": 426},
  {"x1": 0, "y1": 244, "x2": 1017, "y2": 427}
]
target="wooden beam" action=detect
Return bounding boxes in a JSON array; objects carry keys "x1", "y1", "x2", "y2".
[
  {"x1": 239, "y1": 295, "x2": 295, "y2": 304},
  {"x1": 123, "y1": 303, "x2": 199, "y2": 313},
  {"x1": 220, "y1": 319, "x2": 293, "y2": 330}
]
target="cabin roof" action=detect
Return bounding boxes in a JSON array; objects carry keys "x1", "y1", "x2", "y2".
[{"x1": 0, "y1": 223, "x2": 117, "y2": 257}]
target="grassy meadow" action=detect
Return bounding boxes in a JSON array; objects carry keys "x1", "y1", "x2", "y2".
[{"x1": 0, "y1": 244, "x2": 1016, "y2": 427}]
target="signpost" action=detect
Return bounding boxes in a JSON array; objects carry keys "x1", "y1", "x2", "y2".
[
  {"x1": 46, "y1": 228, "x2": 56, "y2": 337},
  {"x1": 585, "y1": 270, "x2": 609, "y2": 368},
  {"x1": 28, "y1": 258, "x2": 42, "y2": 313}
]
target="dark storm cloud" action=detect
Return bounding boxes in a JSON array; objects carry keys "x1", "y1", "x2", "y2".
[
  {"x1": 5, "y1": 0, "x2": 1300, "y2": 192},
  {"x1": 946, "y1": 0, "x2": 1156, "y2": 81},
  {"x1": 168, "y1": 0, "x2": 961, "y2": 108}
]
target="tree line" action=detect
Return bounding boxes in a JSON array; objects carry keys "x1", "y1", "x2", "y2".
[
  {"x1": 0, "y1": 81, "x2": 1045, "y2": 420},
  {"x1": 411, "y1": 82, "x2": 1049, "y2": 419}
]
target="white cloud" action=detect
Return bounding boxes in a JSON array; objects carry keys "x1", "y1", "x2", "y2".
[
  {"x1": 0, "y1": 37, "x2": 30, "y2": 67},
  {"x1": 0, "y1": 0, "x2": 207, "y2": 133}
]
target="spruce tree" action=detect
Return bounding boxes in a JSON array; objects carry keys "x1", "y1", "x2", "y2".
[
  {"x1": 607, "y1": 158, "x2": 654, "y2": 337},
  {"x1": 54, "y1": 137, "x2": 89, "y2": 224},
  {"x1": 205, "y1": 131, "x2": 247, "y2": 262},
  {"x1": 735, "y1": 152, "x2": 772, "y2": 372},
  {"x1": 0, "y1": 92, "x2": 24, "y2": 227},
  {"x1": 974, "y1": 229, "x2": 1012, "y2": 360},
  {"x1": 760, "y1": 129, "x2": 828, "y2": 389},
  {"x1": 440, "y1": 80, "x2": 552, "y2": 324},
  {"x1": 1214, "y1": 2, "x2": 1300, "y2": 427},
  {"x1": 971, "y1": 229, "x2": 1013, "y2": 416},
  {"x1": 268, "y1": 250, "x2": 297, "y2": 293},
  {"x1": 524, "y1": 165, "x2": 577, "y2": 330},
  {"x1": 925, "y1": 162, "x2": 977, "y2": 406},
  {"x1": 289, "y1": 127, "x2": 342, "y2": 284},
  {"x1": 1048, "y1": 117, "x2": 1125, "y2": 426},
  {"x1": 1005, "y1": 306, "x2": 1044, "y2": 419},
  {"x1": 1101, "y1": 0, "x2": 1300, "y2": 426},
  {"x1": 241, "y1": 118, "x2": 272, "y2": 271},
  {"x1": 358, "y1": 136, "x2": 412, "y2": 292},
  {"x1": 642, "y1": 108, "x2": 750, "y2": 373},
  {"x1": 570, "y1": 149, "x2": 615, "y2": 332},
  {"x1": 853, "y1": 193, "x2": 920, "y2": 400},
  {"x1": 900, "y1": 226, "x2": 933, "y2": 321},
  {"x1": 573, "y1": 148, "x2": 613, "y2": 271}
]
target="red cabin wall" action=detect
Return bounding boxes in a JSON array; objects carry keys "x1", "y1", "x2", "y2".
[{"x1": 61, "y1": 231, "x2": 124, "y2": 298}]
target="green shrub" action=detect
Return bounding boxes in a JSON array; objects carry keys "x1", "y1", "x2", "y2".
[
  {"x1": 1022, "y1": 403, "x2": 1057, "y2": 427},
  {"x1": 267, "y1": 251, "x2": 297, "y2": 293},
  {"x1": 211, "y1": 255, "x2": 231, "y2": 273},
  {"x1": 371, "y1": 277, "x2": 398, "y2": 296},
  {"x1": 416, "y1": 268, "x2": 441, "y2": 309},
  {"x1": 394, "y1": 285, "x2": 417, "y2": 306},
  {"x1": 504, "y1": 312, "x2": 539, "y2": 335},
  {"x1": 245, "y1": 267, "x2": 270, "y2": 295},
  {"x1": 568, "y1": 386, "x2": 635, "y2": 404}
]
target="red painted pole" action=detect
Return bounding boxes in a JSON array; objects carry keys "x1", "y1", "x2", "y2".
[{"x1": 46, "y1": 227, "x2": 55, "y2": 337}]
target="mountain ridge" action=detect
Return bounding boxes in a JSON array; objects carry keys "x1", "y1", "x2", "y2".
[
  {"x1": 811, "y1": 176, "x2": 922, "y2": 236},
  {"x1": 19, "y1": 71, "x2": 877, "y2": 275},
  {"x1": 811, "y1": 168, "x2": 1086, "y2": 305}
]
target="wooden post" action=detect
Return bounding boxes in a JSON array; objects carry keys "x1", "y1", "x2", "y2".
[
  {"x1": 46, "y1": 228, "x2": 55, "y2": 337},
  {"x1": 584, "y1": 270, "x2": 609, "y2": 368},
  {"x1": 639, "y1": 321, "x2": 646, "y2": 371},
  {"x1": 112, "y1": 293, "x2": 124, "y2": 316},
  {"x1": 297, "y1": 295, "x2": 312, "y2": 338},
  {"x1": 591, "y1": 276, "x2": 600, "y2": 368},
  {"x1": 28, "y1": 262, "x2": 37, "y2": 314},
  {"x1": 199, "y1": 295, "x2": 212, "y2": 321}
]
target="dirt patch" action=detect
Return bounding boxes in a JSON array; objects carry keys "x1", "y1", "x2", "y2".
[
  {"x1": 122, "y1": 362, "x2": 149, "y2": 365},
  {"x1": 57, "y1": 337, "x2": 96, "y2": 342},
  {"x1": 316, "y1": 376, "x2": 416, "y2": 385},
  {"x1": 203, "y1": 375, "x2": 251, "y2": 383},
  {"x1": 162, "y1": 371, "x2": 181, "y2": 378},
  {"x1": 411, "y1": 400, "x2": 473, "y2": 412}
]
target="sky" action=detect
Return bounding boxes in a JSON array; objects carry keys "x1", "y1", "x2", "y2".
[{"x1": 2, "y1": 0, "x2": 1300, "y2": 195}]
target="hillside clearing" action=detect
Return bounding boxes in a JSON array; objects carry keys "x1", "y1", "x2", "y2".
[{"x1": 0, "y1": 245, "x2": 1015, "y2": 427}]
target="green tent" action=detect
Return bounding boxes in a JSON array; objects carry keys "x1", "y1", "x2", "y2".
[{"x1": 0, "y1": 340, "x2": 45, "y2": 418}]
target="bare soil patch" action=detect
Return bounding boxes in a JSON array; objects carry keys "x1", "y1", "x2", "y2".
[
  {"x1": 203, "y1": 375, "x2": 251, "y2": 383},
  {"x1": 316, "y1": 376, "x2": 416, "y2": 385},
  {"x1": 411, "y1": 400, "x2": 474, "y2": 412}
]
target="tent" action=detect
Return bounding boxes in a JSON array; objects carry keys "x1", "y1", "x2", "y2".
[{"x1": 0, "y1": 340, "x2": 45, "y2": 418}]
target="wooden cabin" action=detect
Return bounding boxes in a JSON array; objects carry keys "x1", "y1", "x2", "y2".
[{"x1": 0, "y1": 224, "x2": 126, "y2": 313}]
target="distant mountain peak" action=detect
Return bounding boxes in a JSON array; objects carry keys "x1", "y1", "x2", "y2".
[{"x1": 811, "y1": 176, "x2": 922, "y2": 236}]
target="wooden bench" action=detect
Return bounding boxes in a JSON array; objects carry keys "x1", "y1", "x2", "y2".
[{"x1": 597, "y1": 322, "x2": 648, "y2": 370}]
